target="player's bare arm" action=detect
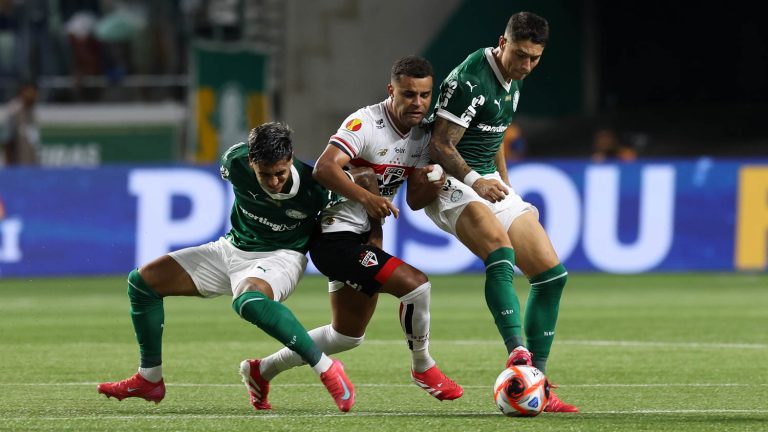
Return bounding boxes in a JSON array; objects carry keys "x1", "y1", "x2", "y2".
[
  {"x1": 495, "y1": 144, "x2": 511, "y2": 189},
  {"x1": 428, "y1": 117, "x2": 509, "y2": 202},
  {"x1": 428, "y1": 117, "x2": 471, "y2": 178},
  {"x1": 313, "y1": 144, "x2": 399, "y2": 219},
  {"x1": 350, "y1": 167, "x2": 383, "y2": 248},
  {"x1": 405, "y1": 165, "x2": 445, "y2": 211}
]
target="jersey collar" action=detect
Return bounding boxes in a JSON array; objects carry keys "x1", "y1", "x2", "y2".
[
  {"x1": 484, "y1": 47, "x2": 512, "y2": 93},
  {"x1": 264, "y1": 164, "x2": 300, "y2": 200}
]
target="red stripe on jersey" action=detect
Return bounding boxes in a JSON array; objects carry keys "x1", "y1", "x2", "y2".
[
  {"x1": 330, "y1": 136, "x2": 357, "y2": 158},
  {"x1": 374, "y1": 256, "x2": 404, "y2": 285},
  {"x1": 349, "y1": 159, "x2": 415, "y2": 176}
]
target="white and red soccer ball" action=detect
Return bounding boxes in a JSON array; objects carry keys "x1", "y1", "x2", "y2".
[{"x1": 493, "y1": 365, "x2": 550, "y2": 417}]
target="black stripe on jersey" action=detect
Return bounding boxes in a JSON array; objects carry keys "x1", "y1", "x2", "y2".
[
  {"x1": 330, "y1": 136, "x2": 356, "y2": 158},
  {"x1": 403, "y1": 303, "x2": 415, "y2": 350}
]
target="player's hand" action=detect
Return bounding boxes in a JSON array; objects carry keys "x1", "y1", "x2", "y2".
[
  {"x1": 363, "y1": 194, "x2": 399, "y2": 219},
  {"x1": 424, "y1": 164, "x2": 446, "y2": 186},
  {"x1": 473, "y1": 178, "x2": 509, "y2": 203}
]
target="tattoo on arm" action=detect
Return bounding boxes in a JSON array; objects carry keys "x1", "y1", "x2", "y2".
[{"x1": 429, "y1": 118, "x2": 471, "y2": 179}]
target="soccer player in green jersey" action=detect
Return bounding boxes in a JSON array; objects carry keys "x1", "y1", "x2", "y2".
[
  {"x1": 97, "y1": 122, "x2": 356, "y2": 412},
  {"x1": 419, "y1": 11, "x2": 578, "y2": 412}
]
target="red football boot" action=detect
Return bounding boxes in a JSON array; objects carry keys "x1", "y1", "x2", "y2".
[{"x1": 97, "y1": 372, "x2": 165, "y2": 404}]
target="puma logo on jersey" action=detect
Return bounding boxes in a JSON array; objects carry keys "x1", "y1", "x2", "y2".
[
  {"x1": 494, "y1": 99, "x2": 501, "y2": 110},
  {"x1": 465, "y1": 81, "x2": 477, "y2": 92}
]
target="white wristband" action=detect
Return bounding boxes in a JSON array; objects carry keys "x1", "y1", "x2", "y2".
[{"x1": 463, "y1": 170, "x2": 481, "y2": 187}]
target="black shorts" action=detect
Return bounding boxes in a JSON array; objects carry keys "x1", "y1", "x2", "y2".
[{"x1": 309, "y1": 231, "x2": 403, "y2": 297}]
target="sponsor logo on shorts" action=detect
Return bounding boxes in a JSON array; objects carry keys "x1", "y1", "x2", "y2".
[
  {"x1": 450, "y1": 189, "x2": 463, "y2": 202},
  {"x1": 346, "y1": 118, "x2": 363, "y2": 132},
  {"x1": 359, "y1": 251, "x2": 378, "y2": 267},
  {"x1": 323, "y1": 217, "x2": 335, "y2": 225}
]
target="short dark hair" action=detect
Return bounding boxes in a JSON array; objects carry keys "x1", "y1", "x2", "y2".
[
  {"x1": 391, "y1": 55, "x2": 434, "y2": 82},
  {"x1": 247, "y1": 122, "x2": 293, "y2": 164},
  {"x1": 505, "y1": 11, "x2": 549, "y2": 46}
]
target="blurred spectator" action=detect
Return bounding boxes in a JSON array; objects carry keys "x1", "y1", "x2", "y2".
[
  {"x1": 65, "y1": 10, "x2": 103, "y2": 99},
  {"x1": 94, "y1": 1, "x2": 147, "y2": 84},
  {"x1": 0, "y1": 0, "x2": 18, "y2": 93},
  {"x1": 591, "y1": 127, "x2": 637, "y2": 163},
  {"x1": 2, "y1": 81, "x2": 40, "y2": 165},
  {"x1": 503, "y1": 122, "x2": 527, "y2": 162}
]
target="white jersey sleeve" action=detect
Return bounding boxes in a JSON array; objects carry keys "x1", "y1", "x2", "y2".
[{"x1": 329, "y1": 109, "x2": 374, "y2": 159}]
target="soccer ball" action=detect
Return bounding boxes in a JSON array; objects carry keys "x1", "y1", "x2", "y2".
[{"x1": 493, "y1": 365, "x2": 550, "y2": 417}]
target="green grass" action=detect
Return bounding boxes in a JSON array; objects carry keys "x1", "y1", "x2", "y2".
[{"x1": 1, "y1": 273, "x2": 767, "y2": 431}]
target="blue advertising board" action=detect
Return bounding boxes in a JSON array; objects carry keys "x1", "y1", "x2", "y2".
[{"x1": 1, "y1": 159, "x2": 766, "y2": 278}]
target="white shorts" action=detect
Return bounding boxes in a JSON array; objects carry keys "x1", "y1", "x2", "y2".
[
  {"x1": 424, "y1": 172, "x2": 538, "y2": 236},
  {"x1": 168, "y1": 237, "x2": 307, "y2": 302}
]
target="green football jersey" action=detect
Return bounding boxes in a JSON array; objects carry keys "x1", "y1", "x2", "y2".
[
  {"x1": 219, "y1": 143, "x2": 331, "y2": 253},
  {"x1": 432, "y1": 48, "x2": 523, "y2": 175}
]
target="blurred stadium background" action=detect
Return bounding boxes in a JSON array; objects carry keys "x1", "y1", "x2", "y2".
[{"x1": 0, "y1": 0, "x2": 767, "y2": 276}]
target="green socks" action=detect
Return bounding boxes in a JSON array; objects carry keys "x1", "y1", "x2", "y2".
[
  {"x1": 525, "y1": 264, "x2": 568, "y2": 373},
  {"x1": 127, "y1": 269, "x2": 164, "y2": 368},
  {"x1": 484, "y1": 247, "x2": 524, "y2": 352},
  {"x1": 232, "y1": 291, "x2": 322, "y2": 367}
]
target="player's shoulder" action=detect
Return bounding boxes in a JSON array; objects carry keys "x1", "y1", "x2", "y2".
[
  {"x1": 220, "y1": 142, "x2": 248, "y2": 180},
  {"x1": 339, "y1": 102, "x2": 382, "y2": 131}
]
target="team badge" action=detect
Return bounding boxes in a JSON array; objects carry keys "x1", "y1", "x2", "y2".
[
  {"x1": 513, "y1": 90, "x2": 520, "y2": 112},
  {"x1": 346, "y1": 118, "x2": 363, "y2": 132},
  {"x1": 359, "y1": 251, "x2": 378, "y2": 267},
  {"x1": 375, "y1": 119, "x2": 385, "y2": 129},
  {"x1": 285, "y1": 209, "x2": 307, "y2": 219},
  {"x1": 450, "y1": 189, "x2": 463, "y2": 202},
  {"x1": 219, "y1": 166, "x2": 229, "y2": 180}
]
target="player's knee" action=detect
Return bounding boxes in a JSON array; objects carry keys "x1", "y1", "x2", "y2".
[
  {"x1": 233, "y1": 278, "x2": 273, "y2": 299},
  {"x1": 127, "y1": 268, "x2": 161, "y2": 303},
  {"x1": 331, "y1": 327, "x2": 365, "y2": 350},
  {"x1": 231, "y1": 290, "x2": 269, "y2": 319}
]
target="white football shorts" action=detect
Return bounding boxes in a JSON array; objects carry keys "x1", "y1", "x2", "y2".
[
  {"x1": 169, "y1": 237, "x2": 307, "y2": 302},
  {"x1": 424, "y1": 171, "x2": 538, "y2": 236}
]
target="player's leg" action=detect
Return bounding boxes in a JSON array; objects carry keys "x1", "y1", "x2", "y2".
[
  {"x1": 258, "y1": 285, "x2": 374, "y2": 381},
  {"x1": 507, "y1": 211, "x2": 577, "y2": 413},
  {"x1": 97, "y1": 254, "x2": 202, "y2": 403},
  {"x1": 455, "y1": 202, "x2": 525, "y2": 354},
  {"x1": 377, "y1": 263, "x2": 464, "y2": 401},
  {"x1": 231, "y1": 250, "x2": 354, "y2": 412}
]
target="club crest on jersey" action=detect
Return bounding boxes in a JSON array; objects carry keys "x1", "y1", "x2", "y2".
[
  {"x1": 219, "y1": 166, "x2": 230, "y2": 180},
  {"x1": 513, "y1": 90, "x2": 520, "y2": 112},
  {"x1": 359, "y1": 251, "x2": 378, "y2": 267},
  {"x1": 383, "y1": 166, "x2": 406, "y2": 184},
  {"x1": 323, "y1": 216, "x2": 335, "y2": 225},
  {"x1": 346, "y1": 118, "x2": 363, "y2": 132},
  {"x1": 375, "y1": 118, "x2": 385, "y2": 129},
  {"x1": 285, "y1": 209, "x2": 307, "y2": 219}
]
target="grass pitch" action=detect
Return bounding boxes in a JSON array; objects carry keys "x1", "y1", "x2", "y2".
[{"x1": 1, "y1": 273, "x2": 766, "y2": 431}]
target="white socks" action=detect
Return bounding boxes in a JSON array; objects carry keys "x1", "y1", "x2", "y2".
[
  {"x1": 399, "y1": 282, "x2": 435, "y2": 373},
  {"x1": 260, "y1": 324, "x2": 364, "y2": 381},
  {"x1": 138, "y1": 366, "x2": 162, "y2": 383}
]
